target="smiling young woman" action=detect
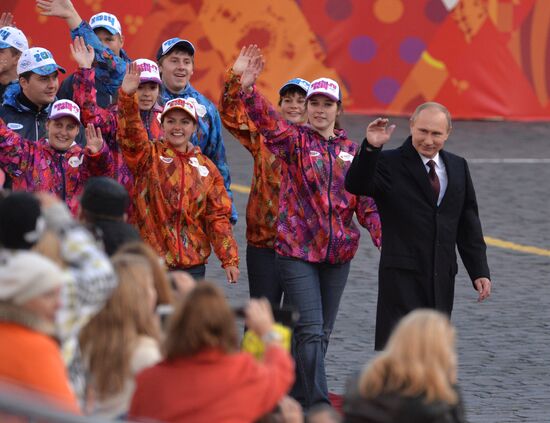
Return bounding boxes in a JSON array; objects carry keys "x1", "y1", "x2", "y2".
[{"x1": 238, "y1": 51, "x2": 382, "y2": 410}]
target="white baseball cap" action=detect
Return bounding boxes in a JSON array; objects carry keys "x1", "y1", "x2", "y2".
[
  {"x1": 0, "y1": 26, "x2": 29, "y2": 52},
  {"x1": 49, "y1": 99, "x2": 81, "y2": 123},
  {"x1": 160, "y1": 98, "x2": 198, "y2": 122},
  {"x1": 89, "y1": 12, "x2": 122, "y2": 36},
  {"x1": 135, "y1": 58, "x2": 162, "y2": 85},
  {"x1": 17, "y1": 47, "x2": 66, "y2": 76},
  {"x1": 306, "y1": 77, "x2": 341, "y2": 102},
  {"x1": 279, "y1": 78, "x2": 310, "y2": 95},
  {"x1": 157, "y1": 38, "x2": 195, "y2": 60}
]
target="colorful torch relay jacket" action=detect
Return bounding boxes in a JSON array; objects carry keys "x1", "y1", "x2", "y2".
[
  {"x1": 116, "y1": 90, "x2": 239, "y2": 270},
  {"x1": 0, "y1": 120, "x2": 113, "y2": 215},
  {"x1": 159, "y1": 84, "x2": 237, "y2": 223},
  {"x1": 220, "y1": 69, "x2": 280, "y2": 249},
  {"x1": 241, "y1": 88, "x2": 382, "y2": 264},
  {"x1": 72, "y1": 67, "x2": 162, "y2": 208}
]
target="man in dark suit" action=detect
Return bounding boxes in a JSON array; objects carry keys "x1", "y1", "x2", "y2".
[{"x1": 345, "y1": 102, "x2": 491, "y2": 350}]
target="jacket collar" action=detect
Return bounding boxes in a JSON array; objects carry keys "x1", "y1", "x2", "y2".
[{"x1": 400, "y1": 136, "x2": 440, "y2": 205}]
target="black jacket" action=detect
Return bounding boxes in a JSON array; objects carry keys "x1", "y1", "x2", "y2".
[{"x1": 345, "y1": 137, "x2": 490, "y2": 349}]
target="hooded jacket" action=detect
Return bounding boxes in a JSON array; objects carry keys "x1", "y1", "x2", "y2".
[
  {"x1": 242, "y1": 88, "x2": 381, "y2": 264},
  {"x1": 117, "y1": 89, "x2": 239, "y2": 270},
  {"x1": 0, "y1": 119, "x2": 113, "y2": 215}
]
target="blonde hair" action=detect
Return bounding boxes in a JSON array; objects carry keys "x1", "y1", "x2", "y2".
[
  {"x1": 79, "y1": 253, "x2": 161, "y2": 398},
  {"x1": 358, "y1": 309, "x2": 458, "y2": 404},
  {"x1": 163, "y1": 282, "x2": 238, "y2": 360},
  {"x1": 116, "y1": 241, "x2": 173, "y2": 306}
]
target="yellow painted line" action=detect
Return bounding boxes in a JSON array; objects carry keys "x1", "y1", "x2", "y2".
[
  {"x1": 231, "y1": 183, "x2": 251, "y2": 194},
  {"x1": 484, "y1": 236, "x2": 550, "y2": 257},
  {"x1": 231, "y1": 185, "x2": 549, "y2": 258}
]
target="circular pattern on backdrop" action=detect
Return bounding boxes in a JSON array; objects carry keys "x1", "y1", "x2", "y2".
[
  {"x1": 425, "y1": 0, "x2": 448, "y2": 23},
  {"x1": 326, "y1": 0, "x2": 353, "y2": 21},
  {"x1": 373, "y1": 77, "x2": 400, "y2": 104},
  {"x1": 399, "y1": 37, "x2": 426, "y2": 64},
  {"x1": 349, "y1": 35, "x2": 377, "y2": 63},
  {"x1": 373, "y1": 0, "x2": 404, "y2": 24}
]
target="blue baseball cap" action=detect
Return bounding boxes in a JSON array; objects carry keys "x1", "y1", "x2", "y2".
[
  {"x1": 279, "y1": 78, "x2": 310, "y2": 95},
  {"x1": 17, "y1": 47, "x2": 66, "y2": 76},
  {"x1": 89, "y1": 13, "x2": 122, "y2": 36}
]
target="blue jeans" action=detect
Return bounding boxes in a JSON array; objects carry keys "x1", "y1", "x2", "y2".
[
  {"x1": 246, "y1": 245, "x2": 283, "y2": 306},
  {"x1": 276, "y1": 254, "x2": 350, "y2": 410}
]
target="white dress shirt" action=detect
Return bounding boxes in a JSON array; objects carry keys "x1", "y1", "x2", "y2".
[{"x1": 420, "y1": 152, "x2": 447, "y2": 206}]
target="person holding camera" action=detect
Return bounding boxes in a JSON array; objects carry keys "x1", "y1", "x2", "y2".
[{"x1": 128, "y1": 282, "x2": 294, "y2": 423}]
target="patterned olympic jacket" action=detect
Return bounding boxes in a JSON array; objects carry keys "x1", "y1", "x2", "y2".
[
  {"x1": 241, "y1": 88, "x2": 381, "y2": 264},
  {"x1": 72, "y1": 67, "x2": 162, "y2": 213},
  {"x1": 0, "y1": 119, "x2": 113, "y2": 215},
  {"x1": 159, "y1": 83, "x2": 237, "y2": 223},
  {"x1": 219, "y1": 69, "x2": 281, "y2": 248},
  {"x1": 116, "y1": 89, "x2": 239, "y2": 270}
]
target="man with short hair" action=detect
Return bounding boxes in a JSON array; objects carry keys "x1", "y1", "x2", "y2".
[
  {"x1": 345, "y1": 102, "x2": 492, "y2": 351},
  {"x1": 0, "y1": 46, "x2": 84, "y2": 145},
  {"x1": 158, "y1": 37, "x2": 237, "y2": 223},
  {"x1": 37, "y1": 0, "x2": 130, "y2": 106},
  {"x1": 0, "y1": 26, "x2": 28, "y2": 100}
]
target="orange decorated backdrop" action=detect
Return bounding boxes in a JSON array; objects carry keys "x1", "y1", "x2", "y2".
[{"x1": 6, "y1": 0, "x2": 550, "y2": 120}]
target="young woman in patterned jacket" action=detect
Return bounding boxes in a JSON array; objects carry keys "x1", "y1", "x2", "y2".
[
  {"x1": 240, "y1": 52, "x2": 382, "y2": 410},
  {"x1": 116, "y1": 62, "x2": 239, "y2": 283}
]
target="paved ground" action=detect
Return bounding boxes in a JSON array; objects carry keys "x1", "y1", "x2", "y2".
[{"x1": 204, "y1": 116, "x2": 550, "y2": 423}]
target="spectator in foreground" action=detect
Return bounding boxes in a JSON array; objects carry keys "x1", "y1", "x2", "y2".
[
  {"x1": 0, "y1": 250, "x2": 80, "y2": 414},
  {"x1": 79, "y1": 252, "x2": 162, "y2": 419},
  {"x1": 343, "y1": 309, "x2": 467, "y2": 423},
  {"x1": 129, "y1": 282, "x2": 294, "y2": 423}
]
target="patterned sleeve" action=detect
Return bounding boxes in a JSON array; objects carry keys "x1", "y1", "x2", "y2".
[
  {"x1": 200, "y1": 98, "x2": 237, "y2": 224},
  {"x1": 116, "y1": 89, "x2": 153, "y2": 173},
  {"x1": 355, "y1": 196, "x2": 382, "y2": 249},
  {"x1": 71, "y1": 21, "x2": 127, "y2": 95},
  {"x1": 0, "y1": 118, "x2": 33, "y2": 176},
  {"x1": 241, "y1": 88, "x2": 299, "y2": 163},
  {"x1": 219, "y1": 68, "x2": 260, "y2": 153},
  {"x1": 81, "y1": 140, "x2": 115, "y2": 179},
  {"x1": 72, "y1": 67, "x2": 118, "y2": 144},
  {"x1": 205, "y1": 165, "x2": 240, "y2": 268}
]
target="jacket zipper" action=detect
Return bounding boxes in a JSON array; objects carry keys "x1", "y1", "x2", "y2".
[
  {"x1": 325, "y1": 144, "x2": 334, "y2": 262},
  {"x1": 58, "y1": 153, "x2": 66, "y2": 201},
  {"x1": 176, "y1": 155, "x2": 186, "y2": 263}
]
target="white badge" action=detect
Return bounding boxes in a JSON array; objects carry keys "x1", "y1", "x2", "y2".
[
  {"x1": 338, "y1": 151, "x2": 354, "y2": 162},
  {"x1": 309, "y1": 150, "x2": 321, "y2": 157},
  {"x1": 68, "y1": 156, "x2": 82, "y2": 168},
  {"x1": 7, "y1": 122, "x2": 24, "y2": 130},
  {"x1": 160, "y1": 155, "x2": 174, "y2": 164},
  {"x1": 189, "y1": 157, "x2": 199, "y2": 167},
  {"x1": 198, "y1": 165, "x2": 209, "y2": 177}
]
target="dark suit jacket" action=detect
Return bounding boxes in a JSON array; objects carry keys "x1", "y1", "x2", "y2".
[{"x1": 345, "y1": 137, "x2": 490, "y2": 349}]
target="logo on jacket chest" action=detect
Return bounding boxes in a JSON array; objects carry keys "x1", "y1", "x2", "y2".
[{"x1": 68, "y1": 156, "x2": 83, "y2": 168}]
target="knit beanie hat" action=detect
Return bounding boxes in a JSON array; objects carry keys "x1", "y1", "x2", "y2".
[
  {"x1": 0, "y1": 250, "x2": 64, "y2": 305},
  {"x1": 0, "y1": 192, "x2": 44, "y2": 249},
  {"x1": 80, "y1": 177, "x2": 129, "y2": 219}
]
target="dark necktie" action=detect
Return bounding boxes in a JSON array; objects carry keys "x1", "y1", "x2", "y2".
[{"x1": 427, "y1": 160, "x2": 440, "y2": 199}]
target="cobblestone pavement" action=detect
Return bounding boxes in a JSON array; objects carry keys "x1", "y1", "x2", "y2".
[{"x1": 205, "y1": 116, "x2": 550, "y2": 423}]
